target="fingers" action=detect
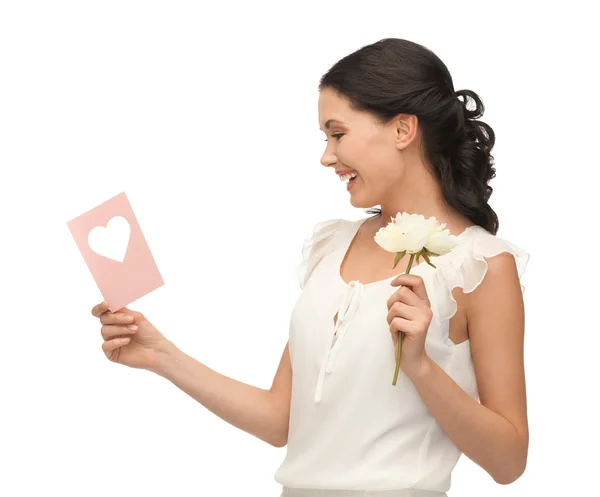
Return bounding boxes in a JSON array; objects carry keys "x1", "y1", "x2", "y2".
[
  {"x1": 386, "y1": 301, "x2": 417, "y2": 324},
  {"x1": 91, "y1": 301, "x2": 109, "y2": 317},
  {"x1": 391, "y1": 273, "x2": 424, "y2": 288},
  {"x1": 101, "y1": 324, "x2": 138, "y2": 341},
  {"x1": 386, "y1": 286, "x2": 419, "y2": 310},
  {"x1": 99, "y1": 312, "x2": 136, "y2": 326},
  {"x1": 389, "y1": 274, "x2": 430, "y2": 305},
  {"x1": 389, "y1": 316, "x2": 411, "y2": 335},
  {"x1": 102, "y1": 337, "x2": 131, "y2": 354},
  {"x1": 387, "y1": 300, "x2": 432, "y2": 336}
]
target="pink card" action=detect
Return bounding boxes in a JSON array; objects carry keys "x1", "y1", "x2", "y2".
[{"x1": 67, "y1": 191, "x2": 164, "y2": 312}]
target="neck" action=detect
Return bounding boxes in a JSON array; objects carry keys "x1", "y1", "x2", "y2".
[{"x1": 374, "y1": 168, "x2": 465, "y2": 232}]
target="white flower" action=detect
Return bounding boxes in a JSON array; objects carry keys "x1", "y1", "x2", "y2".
[
  {"x1": 426, "y1": 222, "x2": 458, "y2": 255},
  {"x1": 375, "y1": 212, "x2": 460, "y2": 386},
  {"x1": 374, "y1": 212, "x2": 458, "y2": 268}
]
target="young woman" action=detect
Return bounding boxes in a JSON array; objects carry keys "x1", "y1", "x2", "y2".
[{"x1": 91, "y1": 38, "x2": 530, "y2": 497}]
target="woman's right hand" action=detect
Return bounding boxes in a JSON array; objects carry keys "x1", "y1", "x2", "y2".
[{"x1": 91, "y1": 301, "x2": 174, "y2": 371}]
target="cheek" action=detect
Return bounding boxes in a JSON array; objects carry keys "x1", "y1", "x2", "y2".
[
  {"x1": 355, "y1": 141, "x2": 396, "y2": 180},
  {"x1": 341, "y1": 136, "x2": 377, "y2": 169},
  {"x1": 338, "y1": 132, "x2": 396, "y2": 182}
]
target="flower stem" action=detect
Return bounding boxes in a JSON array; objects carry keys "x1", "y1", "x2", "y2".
[{"x1": 392, "y1": 252, "x2": 416, "y2": 386}]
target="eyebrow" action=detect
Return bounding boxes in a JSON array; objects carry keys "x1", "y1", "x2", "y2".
[{"x1": 319, "y1": 119, "x2": 345, "y2": 131}]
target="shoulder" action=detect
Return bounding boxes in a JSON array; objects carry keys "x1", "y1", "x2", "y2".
[
  {"x1": 303, "y1": 216, "x2": 369, "y2": 248},
  {"x1": 462, "y1": 229, "x2": 530, "y2": 316},
  {"x1": 300, "y1": 217, "x2": 359, "y2": 256},
  {"x1": 305, "y1": 217, "x2": 356, "y2": 240},
  {"x1": 296, "y1": 217, "x2": 363, "y2": 289},
  {"x1": 469, "y1": 227, "x2": 530, "y2": 288},
  {"x1": 429, "y1": 226, "x2": 530, "y2": 324},
  {"x1": 452, "y1": 226, "x2": 529, "y2": 292}
]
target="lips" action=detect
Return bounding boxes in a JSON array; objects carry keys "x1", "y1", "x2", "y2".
[{"x1": 347, "y1": 174, "x2": 358, "y2": 190}]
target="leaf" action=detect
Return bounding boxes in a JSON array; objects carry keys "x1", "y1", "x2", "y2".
[
  {"x1": 392, "y1": 251, "x2": 406, "y2": 269},
  {"x1": 424, "y1": 247, "x2": 440, "y2": 257},
  {"x1": 421, "y1": 251, "x2": 437, "y2": 268}
]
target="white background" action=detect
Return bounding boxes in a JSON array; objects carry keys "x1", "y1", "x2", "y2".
[{"x1": 1, "y1": 1, "x2": 598, "y2": 496}]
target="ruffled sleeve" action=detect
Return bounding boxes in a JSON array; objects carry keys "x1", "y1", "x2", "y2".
[
  {"x1": 296, "y1": 219, "x2": 347, "y2": 289},
  {"x1": 431, "y1": 228, "x2": 530, "y2": 341}
]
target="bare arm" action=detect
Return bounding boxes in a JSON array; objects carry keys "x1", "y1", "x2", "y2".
[
  {"x1": 150, "y1": 340, "x2": 292, "y2": 448},
  {"x1": 406, "y1": 253, "x2": 528, "y2": 484}
]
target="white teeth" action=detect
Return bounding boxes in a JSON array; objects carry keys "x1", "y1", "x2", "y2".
[{"x1": 339, "y1": 171, "x2": 358, "y2": 182}]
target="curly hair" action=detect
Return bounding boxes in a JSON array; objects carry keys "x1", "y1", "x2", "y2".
[{"x1": 318, "y1": 38, "x2": 499, "y2": 235}]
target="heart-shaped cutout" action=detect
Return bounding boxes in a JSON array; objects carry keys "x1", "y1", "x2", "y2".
[{"x1": 88, "y1": 216, "x2": 131, "y2": 262}]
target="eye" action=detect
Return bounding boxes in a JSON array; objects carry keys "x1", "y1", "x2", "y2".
[{"x1": 324, "y1": 133, "x2": 345, "y2": 142}]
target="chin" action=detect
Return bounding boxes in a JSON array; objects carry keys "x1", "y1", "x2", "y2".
[{"x1": 349, "y1": 195, "x2": 369, "y2": 209}]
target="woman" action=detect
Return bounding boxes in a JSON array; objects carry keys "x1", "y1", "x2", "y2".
[{"x1": 91, "y1": 38, "x2": 530, "y2": 496}]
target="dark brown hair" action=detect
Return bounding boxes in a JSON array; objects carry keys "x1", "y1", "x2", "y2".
[{"x1": 319, "y1": 38, "x2": 499, "y2": 235}]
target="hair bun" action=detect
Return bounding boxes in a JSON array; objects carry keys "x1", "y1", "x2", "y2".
[{"x1": 454, "y1": 89, "x2": 484, "y2": 119}]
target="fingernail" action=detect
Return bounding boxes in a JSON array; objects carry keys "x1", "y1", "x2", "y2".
[
  {"x1": 127, "y1": 325, "x2": 138, "y2": 331},
  {"x1": 124, "y1": 316, "x2": 134, "y2": 322}
]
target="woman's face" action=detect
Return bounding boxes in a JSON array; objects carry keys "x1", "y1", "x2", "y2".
[{"x1": 318, "y1": 87, "x2": 411, "y2": 208}]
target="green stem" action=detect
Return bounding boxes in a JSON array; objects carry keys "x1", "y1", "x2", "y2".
[{"x1": 392, "y1": 252, "x2": 416, "y2": 386}]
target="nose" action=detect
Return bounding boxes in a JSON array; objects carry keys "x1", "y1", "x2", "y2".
[{"x1": 320, "y1": 148, "x2": 336, "y2": 168}]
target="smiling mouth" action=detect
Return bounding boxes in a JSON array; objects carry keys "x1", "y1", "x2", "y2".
[
  {"x1": 339, "y1": 171, "x2": 358, "y2": 184},
  {"x1": 344, "y1": 173, "x2": 359, "y2": 190}
]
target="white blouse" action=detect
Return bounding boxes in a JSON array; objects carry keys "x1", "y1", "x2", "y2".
[{"x1": 274, "y1": 216, "x2": 530, "y2": 497}]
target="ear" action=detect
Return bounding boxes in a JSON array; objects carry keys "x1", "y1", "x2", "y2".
[{"x1": 395, "y1": 114, "x2": 419, "y2": 151}]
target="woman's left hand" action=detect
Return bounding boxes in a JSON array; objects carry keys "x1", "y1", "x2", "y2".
[{"x1": 386, "y1": 274, "x2": 433, "y2": 377}]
